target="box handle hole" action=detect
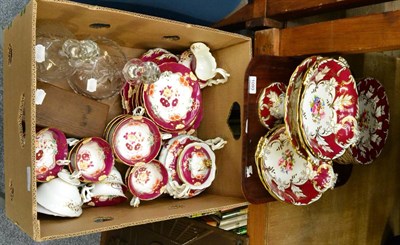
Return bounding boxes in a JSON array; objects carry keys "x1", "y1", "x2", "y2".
[
  {"x1": 89, "y1": 23, "x2": 111, "y2": 29},
  {"x1": 18, "y1": 94, "x2": 26, "y2": 148},
  {"x1": 94, "y1": 216, "x2": 114, "y2": 223},
  {"x1": 227, "y1": 102, "x2": 241, "y2": 140},
  {"x1": 162, "y1": 35, "x2": 180, "y2": 41}
]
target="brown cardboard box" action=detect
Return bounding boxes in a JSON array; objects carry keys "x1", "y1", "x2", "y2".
[{"x1": 2, "y1": 0, "x2": 251, "y2": 241}]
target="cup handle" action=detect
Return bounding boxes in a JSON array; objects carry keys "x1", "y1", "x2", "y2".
[
  {"x1": 200, "y1": 68, "x2": 230, "y2": 89},
  {"x1": 204, "y1": 137, "x2": 227, "y2": 151},
  {"x1": 130, "y1": 196, "x2": 141, "y2": 207},
  {"x1": 81, "y1": 184, "x2": 95, "y2": 203}
]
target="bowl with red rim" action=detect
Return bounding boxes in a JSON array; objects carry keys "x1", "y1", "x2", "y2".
[
  {"x1": 299, "y1": 57, "x2": 359, "y2": 160},
  {"x1": 68, "y1": 137, "x2": 114, "y2": 182},
  {"x1": 126, "y1": 160, "x2": 168, "y2": 201},
  {"x1": 285, "y1": 56, "x2": 322, "y2": 158},
  {"x1": 108, "y1": 115, "x2": 162, "y2": 166},
  {"x1": 258, "y1": 82, "x2": 287, "y2": 129},
  {"x1": 35, "y1": 128, "x2": 68, "y2": 182},
  {"x1": 338, "y1": 77, "x2": 390, "y2": 164},
  {"x1": 142, "y1": 62, "x2": 202, "y2": 133},
  {"x1": 176, "y1": 142, "x2": 216, "y2": 190}
]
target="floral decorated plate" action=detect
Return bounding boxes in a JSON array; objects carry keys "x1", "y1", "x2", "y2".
[
  {"x1": 176, "y1": 142, "x2": 216, "y2": 190},
  {"x1": 285, "y1": 56, "x2": 321, "y2": 158},
  {"x1": 299, "y1": 57, "x2": 359, "y2": 160},
  {"x1": 35, "y1": 128, "x2": 68, "y2": 182},
  {"x1": 255, "y1": 125, "x2": 313, "y2": 190},
  {"x1": 258, "y1": 82, "x2": 287, "y2": 129},
  {"x1": 255, "y1": 125, "x2": 324, "y2": 205},
  {"x1": 143, "y1": 62, "x2": 202, "y2": 133},
  {"x1": 110, "y1": 115, "x2": 162, "y2": 166},
  {"x1": 127, "y1": 160, "x2": 168, "y2": 200},
  {"x1": 349, "y1": 77, "x2": 390, "y2": 164},
  {"x1": 140, "y1": 48, "x2": 179, "y2": 65},
  {"x1": 69, "y1": 137, "x2": 114, "y2": 182}
]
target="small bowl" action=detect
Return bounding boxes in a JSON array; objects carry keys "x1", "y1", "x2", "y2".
[
  {"x1": 257, "y1": 82, "x2": 287, "y2": 129},
  {"x1": 338, "y1": 77, "x2": 390, "y2": 164},
  {"x1": 127, "y1": 160, "x2": 168, "y2": 202},
  {"x1": 35, "y1": 128, "x2": 68, "y2": 182},
  {"x1": 68, "y1": 137, "x2": 114, "y2": 182},
  {"x1": 109, "y1": 115, "x2": 162, "y2": 166},
  {"x1": 176, "y1": 142, "x2": 216, "y2": 190}
]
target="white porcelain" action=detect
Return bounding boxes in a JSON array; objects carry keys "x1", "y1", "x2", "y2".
[
  {"x1": 37, "y1": 170, "x2": 83, "y2": 217},
  {"x1": 190, "y1": 42, "x2": 230, "y2": 87},
  {"x1": 102, "y1": 166, "x2": 125, "y2": 185},
  {"x1": 37, "y1": 203, "x2": 67, "y2": 217},
  {"x1": 176, "y1": 142, "x2": 216, "y2": 190},
  {"x1": 127, "y1": 160, "x2": 168, "y2": 207},
  {"x1": 89, "y1": 182, "x2": 126, "y2": 197}
]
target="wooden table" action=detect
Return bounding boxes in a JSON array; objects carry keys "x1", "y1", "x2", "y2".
[{"x1": 247, "y1": 7, "x2": 400, "y2": 245}]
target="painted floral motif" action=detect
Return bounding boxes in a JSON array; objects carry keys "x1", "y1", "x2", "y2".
[
  {"x1": 35, "y1": 130, "x2": 58, "y2": 175},
  {"x1": 134, "y1": 167, "x2": 151, "y2": 185},
  {"x1": 300, "y1": 58, "x2": 358, "y2": 160},
  {"x1": 258, "y1": 126, "x2": 312, "y2": 191},
  {"x1": 183, "y1": 148, "x2": 211, "y2": 182},
  {"x1": 77, "y1": 150, "x2": 93, "y2": 170},
  {"x1": 128, "y1": 161, "x2": 168, "y2": 200},
  {"x1": 310, "y1": 96, "x2": 325, "y2": 122},
  {"x1": 278, "y1": 149, "x2": 294, "y2": 174},
  {"x1": 76, "y1": 141, "x2": 106, "y2": 177},
  {"x1": 113, "y1": 117, "x2": 160, "y2": 165},
  {"x1": 177, "y1": 143, "x2": 216, "y2": 190}
]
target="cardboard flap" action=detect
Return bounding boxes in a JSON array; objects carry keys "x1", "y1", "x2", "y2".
[{"x1": 3, "y1": 0, "x2": 37, "y2": 238}]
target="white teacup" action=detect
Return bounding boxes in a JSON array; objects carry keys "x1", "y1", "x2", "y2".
[
  {"x1": 190, "y1": 42, "x2": 230, "y2": 88},
  {"x1": 102, "y1": 166, "x2": 125, "y2": 185},
  {"x1": 86, "y1": 182, "x2": 126, "y2": 197},
  {"x1": 37, "y1": 170, "x2": 83, "y2": 217}
]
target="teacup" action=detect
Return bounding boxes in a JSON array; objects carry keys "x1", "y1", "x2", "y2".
[
  {"x1": 87, "y1": 182, "x2": 127, "y2": 197},
  {"x1": 127, "y1": 160, "x2": 168, "y2": 207},
  {"x1": 102, "y1": 166, "x2": 125, "y2": 185},
  {"x1": 176, "y1": 142, "x2": 216, "y2": 190},
  {"x1": 189, "y1": 42, "x2": 230, "y2": 88},
  {"x1": 35, "y1": 128, "x2": 69, "y2": 182},
  {"x1": 68, "y1": 137, "x2": 115, "y2": 182},
  {"x1": 37, "y1": 170, "x2": 83, "y2": 217},
  {"x1": 107, "y1": 112, "x2": 162, "y2": 167},
  {"x1": 81, "y1": 181, "x2": 128, "y2": 207}
]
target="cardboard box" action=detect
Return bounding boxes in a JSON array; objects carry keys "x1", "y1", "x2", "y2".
[{"x1": 2, "y1": 0, "x2": 251, "y2": 241}]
